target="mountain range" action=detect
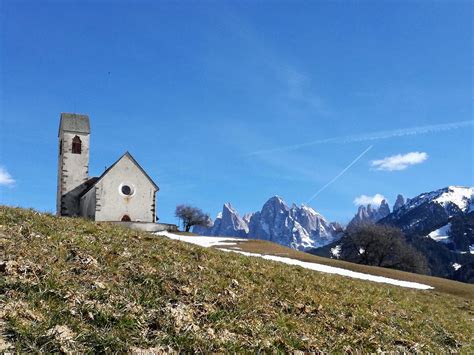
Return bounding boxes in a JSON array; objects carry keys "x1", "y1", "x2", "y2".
[
  {"x1": 312, "y1": 186, "x2": 474, "y2": 282},
  {"x1": 193, "y1": 196, "x2": 342, "y2": 250},
  {"x1": 194, "y1": 192, "x2": 410, "y2": 251},
  {"x1": 379, "y1": 186, "x2": 473, "y2": 245},
  {"x1": 194, "y1": 186, "x2": 474, "y2": 283}
]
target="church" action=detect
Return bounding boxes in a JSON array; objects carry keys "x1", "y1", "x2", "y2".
[{"x1": 56, "y1": 113, "x2": 172, "y2": 230}]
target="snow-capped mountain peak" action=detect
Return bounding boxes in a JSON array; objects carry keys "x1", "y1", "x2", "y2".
[
  {"x1": 395, "y1": 186, "x2": 474, "y2": 219},
  {"x1": 434, "y1": 186, "x2": 474, "y2": 212},
  {"x1": 378, "y1": 186, "x2": 474, "y2": 254}
]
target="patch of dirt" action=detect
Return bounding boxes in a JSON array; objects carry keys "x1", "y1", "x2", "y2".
[
  {"x1": 130, "y1": 346, "x2": 177, "y2": 354},
  {"x1": 165, "y1": 303, "x2": 198, "y2": 332},
  {"x1": 45, "y1": 325, "x2": 76, "y2": 352},
  {"x1": 66, "y1": 249, "x2": 98, "y2": 268}
]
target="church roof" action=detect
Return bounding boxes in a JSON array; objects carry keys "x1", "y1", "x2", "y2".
[
  {"x1": 80, "y1": 152, "x2": 159, "y2": 197},
  {"x1": 103, "y1": 152, "x2": 159, "y2": 190},
  {"x1": 59, "y1": 113, "x2": 90, "y2": 136}
]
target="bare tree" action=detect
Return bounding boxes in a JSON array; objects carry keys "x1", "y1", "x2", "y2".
[
  {"x1": 340, "y1": 224, "x2": 429, "y2": 274},
  {"x1": 175, "y1": 204, "x2": 212, "y2": 232}
]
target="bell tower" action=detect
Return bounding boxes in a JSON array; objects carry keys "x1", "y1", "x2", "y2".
[{"x1": 57, "y1": 113, "x2": 90, "y2": 216}]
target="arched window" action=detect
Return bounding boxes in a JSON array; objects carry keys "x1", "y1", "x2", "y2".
[
  {"x1": 121, "y1": 215, "x2": 131, "y2": 222},
  {"x1": 72, "y1": 136, "x2": 82, "y2": 154}
]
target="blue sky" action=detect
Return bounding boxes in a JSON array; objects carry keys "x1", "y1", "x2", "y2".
[{"x1": 0, "y1": 0, "x2": 472, "y2": 225}]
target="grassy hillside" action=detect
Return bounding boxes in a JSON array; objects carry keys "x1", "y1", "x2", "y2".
[
  {"x1": 227, "y1": 239, "x2": 474, "y2": 300},
  {"x1": 1, "y1": 206, "x2": 473, "y2": 352}
]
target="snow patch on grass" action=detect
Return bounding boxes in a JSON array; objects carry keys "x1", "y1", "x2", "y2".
[
  {"x1": 157, "y1": 231, "x2": 246, "y2": 248},
  {"x1": 160, "y1": 232, "x2": 433, "y2": 290},
  {"x1": 220, "y1": 249, "x2": 433, "y2": 290}
]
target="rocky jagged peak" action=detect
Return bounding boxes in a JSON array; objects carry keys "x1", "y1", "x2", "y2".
[
  {"x1": 348, "y1": 199, "x2": 391, "y2": 229},
  {"x1": 242, "y1": 212, "x2": 254, "y2": 225},
  {"x1": 357, "y1": 205, "x2": 366, "y2": 213},
  {"x1": 393, "y1": 194, "x2": 405, "y2": 211},
  {"x1": 192, "y1": 202, "x2": 247, "y2": 237},
  {"x1": 378, "y1": 200, "x2": 390, "y2": 218},
  {"x1": 330, "y1": 222, "x2": 344, "y2": 233},
  {"x1": 222, "y1": 202, "x2": 237, "y2": 215},
  {"x1": 260, "y1": 196, "x2": 290, "y2": 220},
  {"x1": 248, "y1": 196, "x2": 340, "y2": 250},
  {"x1": 194, "y1": 196, "x2": 342, "y2": 251},
  {"x1": 264, "y1": 196, "x2": 288, "y2": 208},
  {"x1": 300, "y1": 204, "x2": 320, "y2": 217},
  {"x1": 219, "y1": 202, "x2": 248, "y2": 236},
  {"x1": 366, "y1": 204, "x2": 375, "y2": 215}
]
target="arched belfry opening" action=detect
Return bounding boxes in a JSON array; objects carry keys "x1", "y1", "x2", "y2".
[
  {"x1": 121, "y1": 215, "x2": 131, "y2": 222},
  {"x1": 57, "y1": 113, "x2": 90, "y2": 217},
  {"x1": 72, "y1": 136, "x2": 82, "y2": 154}
]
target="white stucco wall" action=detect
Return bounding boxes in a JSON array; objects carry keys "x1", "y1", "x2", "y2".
[
  {"x1": 57, "y1": 131, "x2": 90, "y2": 215},
  {"x1": 94, "y1": 155, "x2": 156, "y2": 222},
  {"x1": 59, "y1": 132, "x2": 90, "y2": 193}
]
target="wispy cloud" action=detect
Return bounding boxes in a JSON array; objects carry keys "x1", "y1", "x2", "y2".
[
  {"x1": 306, "y1": 145, "x2": 373, "y2": 203},
  {"x1": 217, "y1": 5, "x2": 329, "y2": 118},
  {"x1": 371, "y1": 152, "x2": 428, "y2": 171},
  {"x1": 248, "y1": 120, "x2": 473, "y2": 156},
  {"x1": 0, "y1": 167, "x2": 15, "y2": 187},
  {"x1": 354, "y1": 194, "x2": 386, "y2": 206},
  {"x1": 282, "y1": 68, "x2": 328, "y2": 114}
]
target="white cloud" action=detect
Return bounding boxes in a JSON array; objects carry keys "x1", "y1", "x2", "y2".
[
  {"x1": 354, "y1": 194, "x2": 386, "y2": 207},
  {"x1": 0, "y1": 167, "x2": 15, "y2": 186},
  {"x1": 371, "y1": 152, "x2": 428, "y2": 171}
]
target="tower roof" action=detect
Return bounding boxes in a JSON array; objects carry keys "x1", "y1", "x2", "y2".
[{"x1": 59, "y1": 113, "x2": 90, "y2": 136}]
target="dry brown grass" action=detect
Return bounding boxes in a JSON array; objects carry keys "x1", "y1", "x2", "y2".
[
  {"x1": 227, "y1": 239, "x2": 474, "y2": 300},
  {"x1": 1, "y1": 206, "x2": 473, "y2": 352}
]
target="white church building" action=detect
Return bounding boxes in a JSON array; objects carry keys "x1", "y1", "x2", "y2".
[{"x1": 57, "y1": 113, "x2": 175, "y2": 231}]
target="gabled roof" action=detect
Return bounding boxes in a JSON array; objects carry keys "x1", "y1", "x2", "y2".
[
  {"x1": 80, "y1": 152, "x2": 159, "y2": 198},
  {"x1": 121, "y1": 152, "x2": 159, "y2": 191},
  {"x1": 59, "y1": 113, "x2": 90, "y2": 136}
]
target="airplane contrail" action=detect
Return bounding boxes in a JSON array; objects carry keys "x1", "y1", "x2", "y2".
[
  {"x1": 248, "y1": 120, "x2": 473, "y2": 156},
  {"x1": 306, "y1": 145, "x2": 374, "y2": 204}
]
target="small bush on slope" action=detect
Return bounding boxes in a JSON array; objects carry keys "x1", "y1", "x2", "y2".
[{"x1": 0, "y1": 206, "x2": 473, "y2": 352}]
